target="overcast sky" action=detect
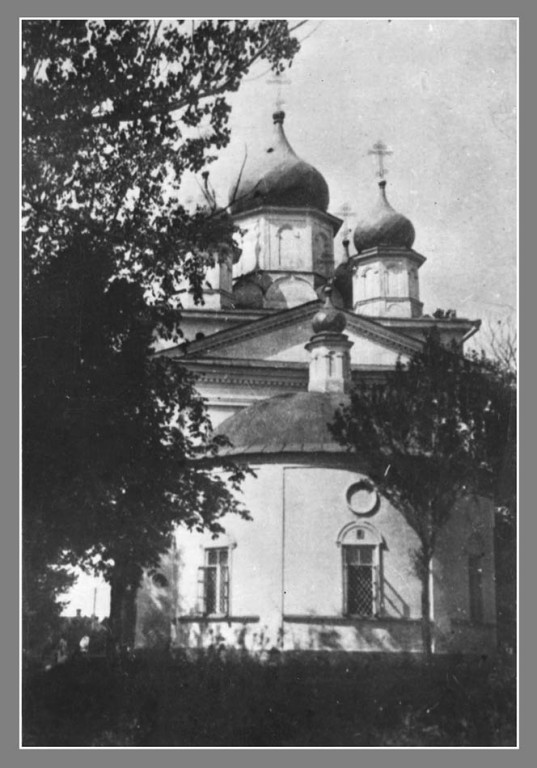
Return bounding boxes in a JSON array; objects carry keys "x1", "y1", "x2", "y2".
[{"x1": 188, "y1": 18, "x2": 517, "y2": 330}]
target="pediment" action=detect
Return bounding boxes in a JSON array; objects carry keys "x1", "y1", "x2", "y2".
[{"x1": 178, "y1": 302, "x2": 422, "y2": 368}]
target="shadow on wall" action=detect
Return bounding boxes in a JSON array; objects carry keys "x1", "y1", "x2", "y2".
[
  {"x1": 382, "y1": 578, "x2": 411, "y2": 619},
  {"x1": 136, "y1": 549, "x2": 183, "y2": 650},
  {"x1": 175, "y1": 621, "x2": 279, "y2": 655},
  {"x1": 295, "y1": 621, "x2": 421, "y2": 653}
]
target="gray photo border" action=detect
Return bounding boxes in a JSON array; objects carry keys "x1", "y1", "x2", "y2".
[{"x1": 7, "y1": 1, "x2": 531, "y2": 766}]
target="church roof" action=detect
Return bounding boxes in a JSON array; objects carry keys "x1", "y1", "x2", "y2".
[
  {"x1": 228, "y1": 111, "x2": 330, "y2": 216},
  {"x1": 214, "y1": 391, "x2": 350, "y2": 456},
  {"x1": 353, "y1": 180, "x2": 415, "y2": 252}
]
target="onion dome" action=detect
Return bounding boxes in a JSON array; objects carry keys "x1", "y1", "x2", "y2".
[
  {"x1": 214, "y1": 392, "x2": 350, "y2": 456},
  {"x1": 311, "y1": 286, "x2": 346, "y2": 334},
  {"x1": 332, "y1": 260, "x2": 353, "y2": 309},
  {"x1": 353, "y1": 180, "x2": 415, "y2": 253},
  {"x1": 228, "y1": 111, "x2": 330, "y2": 216}
]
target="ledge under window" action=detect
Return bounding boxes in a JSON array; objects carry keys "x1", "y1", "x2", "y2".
[
  {"x1": 177, "y1": 615, "x2": 260, "y2": 624},
  {"x1": 451, "y1": 618, "x2": 496, "y2": 628},
  {"x1": 283, "y1": 615, "x2": 421, "y2": 626}
]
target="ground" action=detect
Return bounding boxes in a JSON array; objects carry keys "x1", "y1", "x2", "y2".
[{"x1": 22, "y1": 650, "x2": 516, "y2": 747}]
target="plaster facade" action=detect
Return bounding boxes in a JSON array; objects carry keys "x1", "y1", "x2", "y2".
[{"x1": 136, "y1": 460, "x2": 495, "y2": 654}]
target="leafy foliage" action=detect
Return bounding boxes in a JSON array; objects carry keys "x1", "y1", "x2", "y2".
[
  {"x1": 22, "y1": 19, "x2": 301, "y2": 644},
  {"x1": 331, "y1": 330, "x2": 515, "y2": 653},
  {"x1": 22, "y1": 563, "x2": 77, "y2": 662},
  {"x1": 22, "y1": 652, "x2": 516, "y2": 746},
  {"x1": 333, "y1": 331, "x2": 514, "y2": 550}
]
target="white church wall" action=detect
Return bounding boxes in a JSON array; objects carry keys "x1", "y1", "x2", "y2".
[
  {"x1": 135, "y1": 458, "x2": 498, "y2": 654},
  {"x1": 281, "y1": 465, "x2": 422, "y2": 621},
  {"x1": 232, "y1": 210, "x2": 335, "y2": 281},
  {"x1": 176, "y1": 465, "x2": 282, "y2": 615},
  {"x1": 136, "y1": 460, "x2": 435, "y2": 653}
]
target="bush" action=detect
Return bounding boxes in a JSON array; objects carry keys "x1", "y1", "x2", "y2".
[{"x1": 22, "y1": 651, "x2": 516, "y2": 747}]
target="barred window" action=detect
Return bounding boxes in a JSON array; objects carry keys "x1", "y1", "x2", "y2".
[
  {"x1": 343, "y1": 544, "x2": 379, "y2": 617},
  {"x1": 198, "y1": 548, "x2": 229, "y2": 616}
]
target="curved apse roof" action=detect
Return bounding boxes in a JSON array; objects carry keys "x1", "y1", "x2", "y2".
[{"x1": 214, "y1": 392, "x2": 351, "y2": 457}]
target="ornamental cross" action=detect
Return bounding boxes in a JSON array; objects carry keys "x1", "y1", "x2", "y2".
[
  {"x1": 266, "y1": 71, "x2": 291, "y2": 111},
  {"x1": 337, "y1": 202, "x2": 355, "y2": 240},
  {"x1": 368, "y1": 140, "x2": 393, "y2": 178}
]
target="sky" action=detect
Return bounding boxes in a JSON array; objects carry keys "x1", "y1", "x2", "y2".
[
  {"x1": 190, "y1": 18, "x2": 517, "y2": 327},
  {"x1": 64, "y1": 18, "x2": 517, "y2": 619}
]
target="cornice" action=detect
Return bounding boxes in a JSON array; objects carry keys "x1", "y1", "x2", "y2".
[
  {"x1": 350, "y1": 245, "x2": 427, "y2": 268},
  {"x1": 232, "y1": 205, "x2": 343, "y2": 235}
]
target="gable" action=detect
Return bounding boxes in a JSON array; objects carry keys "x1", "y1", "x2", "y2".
[
  {"x1": 181, "y1": 303, "x2": 421, "y2": 367},
  {"x1": 267, "y1": 328, "x2": 407, "y2": 367}
]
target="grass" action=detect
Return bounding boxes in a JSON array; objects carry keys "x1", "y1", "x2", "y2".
[{"x1": 22, "y1": 649, "x2": 517, "y2": 747}]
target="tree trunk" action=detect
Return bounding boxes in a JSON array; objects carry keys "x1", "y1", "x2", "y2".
[
  {"x1": 420, "y1": 555, "x2": 433, "y2": 662},
  {"x1": 109, "y1": 563, "x2": 140, "y2": 654}
]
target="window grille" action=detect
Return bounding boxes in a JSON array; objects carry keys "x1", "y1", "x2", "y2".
[{"x1": 343, "y1": 545, "x2": 378, "y2": 617}]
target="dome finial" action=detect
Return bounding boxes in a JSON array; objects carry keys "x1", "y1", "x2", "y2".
[{"x1": 267, "y1": 70, "x2": 291, "y2": 117}]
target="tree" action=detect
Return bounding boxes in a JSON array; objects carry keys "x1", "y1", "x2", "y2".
[
  {"x1": 22, "y1": 562, "x2": 77, "y2": 665},
  {"x1": 22, "y1": 19, "x2": 302, "y2": 649},
  {"x1": 473, "y1": 316, "x2": 517, "y2": 648},
  {"x1": 331, "y1": 331, "x2": 515, "y2": 658}
]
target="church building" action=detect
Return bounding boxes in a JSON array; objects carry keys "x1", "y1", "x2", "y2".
[{"x1": 134, "y1": 109, "x2": 497, "y2": 655}]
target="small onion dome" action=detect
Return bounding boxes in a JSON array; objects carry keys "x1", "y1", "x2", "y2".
[
  {"x1": 311, "y1": 286, "x2": 346, "y2": 334},
  {"x1": 332, "y1": 260, "x2": 353, "y2": 309},
  {"x1": 228, "y1": 111, "x2": 330, "y2": 215},
  {"x1": 353, "y1": 180, "x2": 415, "y2": 253}
]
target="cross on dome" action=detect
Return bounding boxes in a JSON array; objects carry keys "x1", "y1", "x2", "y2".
[
  {"x1": 337, "y1": 202, "x2": 356, "y2": 241},
  {"x1": 266, "y1": 71, "x2": 291, "y2": 112},
  {"x1": 368, "y1": 140, "x2": 393, "y2": 179}
]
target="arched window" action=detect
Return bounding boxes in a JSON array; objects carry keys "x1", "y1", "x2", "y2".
[
  {"x1": 277, "y1": 225, "x2": 296, "y2": 267},
  {"x1": 336, "y1": 523, "x2": 384, "y2": 618}
]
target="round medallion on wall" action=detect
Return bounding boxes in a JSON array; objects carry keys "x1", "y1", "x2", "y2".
[{"x1": 346, "y1": 480, "x2": 379, "y2": 516}]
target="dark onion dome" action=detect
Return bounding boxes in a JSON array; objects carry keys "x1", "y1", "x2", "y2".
[
  {"x1": 332, "y1": 259, "x2": 353, "y2": 309},
  {"x1": 353, "y1": 180, "x2": 415, "y2": 252},
  {"x1": 228, "y1": 111, "x2": 330, "y2": 216},
  {"x1": 311, "y1": 286, "x2": 346, "y2": 334},
  {"x1": 214, "y1": 392, "x2": 350, "y2": 456}
]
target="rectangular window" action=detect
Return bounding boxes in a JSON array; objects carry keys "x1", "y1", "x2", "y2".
[
  {"x1": 343, "y1": 545, "x2": 378, "y2": 617},
  {"x1": 198, "y1": 548, "x2": 229, "y2": 616},
  {"x1": 468, "y1": 554, "x2": 484, "y2": 623}
]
